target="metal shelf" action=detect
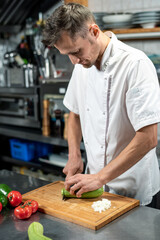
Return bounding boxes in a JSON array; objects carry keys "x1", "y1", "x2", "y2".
[
  {"x1": 0, "y1": 25, "x2": 21, "y2": 34},
  {"x1": 1, "y1": 155, "x2": 41, "y2": 168},
  {"x1": 0, "y1": 86, "x2": 39, "y2": 94},
  {"x1": 0, "y1": 155, "x2": 65, "y2": 174},
  {"x1": 111, "y1": 27, "x2": 160, "y2": 40},
  {"x1": 0, "y1": 126, "x2": 85, "y2": 150}
]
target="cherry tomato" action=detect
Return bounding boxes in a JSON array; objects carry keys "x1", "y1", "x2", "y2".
[
  {"x1": 14, "y1": 205, "x2": 32, "y2": 219},
  {"x1": 8, "y1": 191, "x2": 22, "y2": 207},
  {"x1": 24, "y1": 199, "x2": 39, "y2": 213},
  {"x1": 0, "y1": 202, "x2": 2, "y2": 212}
]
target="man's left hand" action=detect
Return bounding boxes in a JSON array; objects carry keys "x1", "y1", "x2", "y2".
[{"x1": 64, "y1": 173, "x2": 102, "y2": 198}]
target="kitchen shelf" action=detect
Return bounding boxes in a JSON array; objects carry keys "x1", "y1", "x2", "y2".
[
  {"x1": 110, "y1": 27, "x2": 160, "y2": 40},
  {"x1": 0, "y1": 126, "x2": 85, "y2": 150},
  {"x1": 0, "y1": 155, "x2": 65, "y2": 174},
  {"x1": 0, "y1": 86, "x2": 39, "y2": 94},
  {"x1": 0, "y1": 25, "x2": 21, "y2": 34},
  {"x1": 1, "y1": 155, "x2": 41, "y2": 168}
]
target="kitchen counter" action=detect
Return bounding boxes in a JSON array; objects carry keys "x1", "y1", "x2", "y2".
[{"x1": 0, "y1": 169, "x2": 160, "y2": 240}]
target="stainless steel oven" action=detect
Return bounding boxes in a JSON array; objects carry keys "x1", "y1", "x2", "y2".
[{"x1": 0, "y1": 87, "x2": 41, "y2": 128}]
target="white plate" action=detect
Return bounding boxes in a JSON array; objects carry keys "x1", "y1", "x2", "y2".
[
  {"x1": 133, "y1": 19, "x2": 160, "y2": 24},
  {"x1": 133, "y1": 11, "x2": 160, "y2": 17},
  {"x1": 141, "y1": 22, "x2": 156, "y2": 28},
  {"x1": 132, "y1": 16, "x2": 160, "y2": 21},
  {"x1": 102, "y1": 14, "x2": 132, "y2": 23}
]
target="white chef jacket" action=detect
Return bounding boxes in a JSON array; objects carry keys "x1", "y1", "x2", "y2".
[{"x1": 63, "y1": 32, "x2": 160, "y2": 205}]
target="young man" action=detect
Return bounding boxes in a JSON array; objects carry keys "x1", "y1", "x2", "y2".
[{"x1": 42, "y1": 3, "x2": 160, "y2": 207}]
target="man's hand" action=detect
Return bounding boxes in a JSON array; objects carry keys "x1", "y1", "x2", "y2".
[
  {"x1": 63, "y1": 151, "x2": 83, "y2": 180},
  {"x1": 64, "y1": 173, "x2": 102, "y2": 198},
  {"x1": 63, "y1": 155, "x2": 84, "y2": 180}
]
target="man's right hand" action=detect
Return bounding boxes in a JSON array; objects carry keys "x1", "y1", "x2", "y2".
[{"x1": 63, "y1": 155, "x2": 84, "y2": 180}]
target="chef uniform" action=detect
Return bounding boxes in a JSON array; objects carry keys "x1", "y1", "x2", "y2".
[{"x1": 63, "y1": 32, "x2": 160, "y2": 205}]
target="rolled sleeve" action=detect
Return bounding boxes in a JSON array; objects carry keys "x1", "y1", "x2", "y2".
[
  {"x1": 63, "y1": 66, "x2": 79, "y2": 115},
  {"x1": 126, "y1": 59, "x2": 160, "y2": 131}
]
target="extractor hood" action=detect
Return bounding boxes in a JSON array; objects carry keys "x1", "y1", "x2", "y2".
[{"x1": 0, "y1": 0, "x2": 60, "y2": 34}]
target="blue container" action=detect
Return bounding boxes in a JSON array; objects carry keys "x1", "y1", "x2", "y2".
[
  {"x1": 9, "y1": 139, "x2": 35, "y2": 161},
  {"x1": 35, "y1": 142, "x2": 52, "y2": 158}
]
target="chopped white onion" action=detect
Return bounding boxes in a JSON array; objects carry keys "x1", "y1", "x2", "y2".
[{"x1": 91, "y1": 198, "x2": 111, "y2": 213}]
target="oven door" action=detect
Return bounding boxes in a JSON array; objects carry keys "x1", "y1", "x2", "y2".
[
  {"x1": 0, "y1": 96, "x2": 25, "y2": 117},
  {"x1": 0, "y1": 87, "x2": 41, "y2": 128}
]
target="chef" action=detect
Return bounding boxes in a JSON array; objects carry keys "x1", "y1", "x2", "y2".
[{"x1": 42, "y1": 3, "x2": 160, "y2": 207}]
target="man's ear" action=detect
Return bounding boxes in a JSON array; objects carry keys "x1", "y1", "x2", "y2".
[{"x1": 89, "y1": 24, "x2": 100, "y2": 39}]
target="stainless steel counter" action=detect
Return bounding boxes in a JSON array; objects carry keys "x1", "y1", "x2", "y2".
[{"x1": 0, "y1": 169, "x2": 160, "y2": 240}]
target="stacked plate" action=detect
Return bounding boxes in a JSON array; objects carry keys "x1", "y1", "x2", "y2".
[
  {"x1": 132, "y1": 11, "x2": 160, "y2": 28},
  {"x1": 102, "y1": 13, "x2": 133, "y2": 29}
]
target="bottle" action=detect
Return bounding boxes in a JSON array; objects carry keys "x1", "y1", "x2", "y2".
[
  {"x1": 42, "y1": 99, "x2": 50, "y2": 136},
  {"x1": 54, "y1": 109, "x2": 62, "y2": 138}
]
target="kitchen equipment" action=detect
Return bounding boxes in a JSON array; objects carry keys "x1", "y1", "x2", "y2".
[
  {"x1": 22, "y1": 181, "x2": 140, "y2": 230},
  {"x1": 0, "y1": 87, "x2": 41, "y2": 128},
  {"x1": 23, "y1": 64, "x2": 37, "y2": 87}
]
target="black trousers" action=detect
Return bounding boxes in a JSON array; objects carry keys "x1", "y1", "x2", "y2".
[{"x1": 146, "y1": 190, "x2": 160, "y2": 209}]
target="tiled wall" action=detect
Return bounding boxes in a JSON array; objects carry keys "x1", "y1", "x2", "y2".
[{"x1": 88, "y1": 0, "x2": 160, "y2": 13}]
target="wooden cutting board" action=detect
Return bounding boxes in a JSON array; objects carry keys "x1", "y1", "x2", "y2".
[{"x1": 22, "y1": 181, "x2": 140, "y2": 230}]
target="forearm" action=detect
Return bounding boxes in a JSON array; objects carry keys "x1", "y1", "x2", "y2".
[
  {"x1": 63, "y1": 111, "x2": 83, "y2": 178},
  {"x1": 67, "y1": 111, "x2": 82, "y2": 159},
  {"x1": 98, "y1": 124, "x2": 158, "y2": 185}
]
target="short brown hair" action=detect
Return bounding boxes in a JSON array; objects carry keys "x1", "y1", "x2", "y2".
[{"x1": 42, "y1": 3, "x2": 95, "y2": 46}]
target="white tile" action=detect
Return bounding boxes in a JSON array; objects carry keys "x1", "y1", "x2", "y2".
[
  {"x1": 101, "y1": 0, "x2": 110, "y2": 13},
  {"x1": 107, "y1": 0, "x2": 123, "y2": 13},
  {"x1": 142, "y1": 0, "x2": 160, "y2": 11},
  {"x1": 123, "y1": 40, "x2": 144, "y2": 51},
  {"x1": 122, "y1": 0, "x2": 145, "y2": 12},
  {"x1": 88, "y1": 0, "x2": 103, "y2": 12},
  {"x1": 143, "y1": 40, "x2": 160, "y2": 55},
  {"x1": 149, "y1": 0, "x2": 160, "y2": 8}
]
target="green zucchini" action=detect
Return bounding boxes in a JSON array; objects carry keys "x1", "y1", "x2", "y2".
[
  {"x1": 28, "y1": 222, "x2": 52, "y2": 240},
  {"x1": 61, "y1": 187, "x2": 104, "y2": 199}
]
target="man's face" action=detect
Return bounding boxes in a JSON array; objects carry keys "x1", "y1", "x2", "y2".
[{"x1": 54, "y1": 26, "x2": 100, "y2": 68}]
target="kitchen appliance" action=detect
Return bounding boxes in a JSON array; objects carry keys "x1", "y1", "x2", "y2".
[
  {"x1": 4, "y1": 51, "x2": 38, "y2": 87},
  {"x1": 0, "y1": 87, "x2": 40, "y2": 128},
  {"x1": 22, "y1": 181, "x2": 140, "y2": 230}
]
